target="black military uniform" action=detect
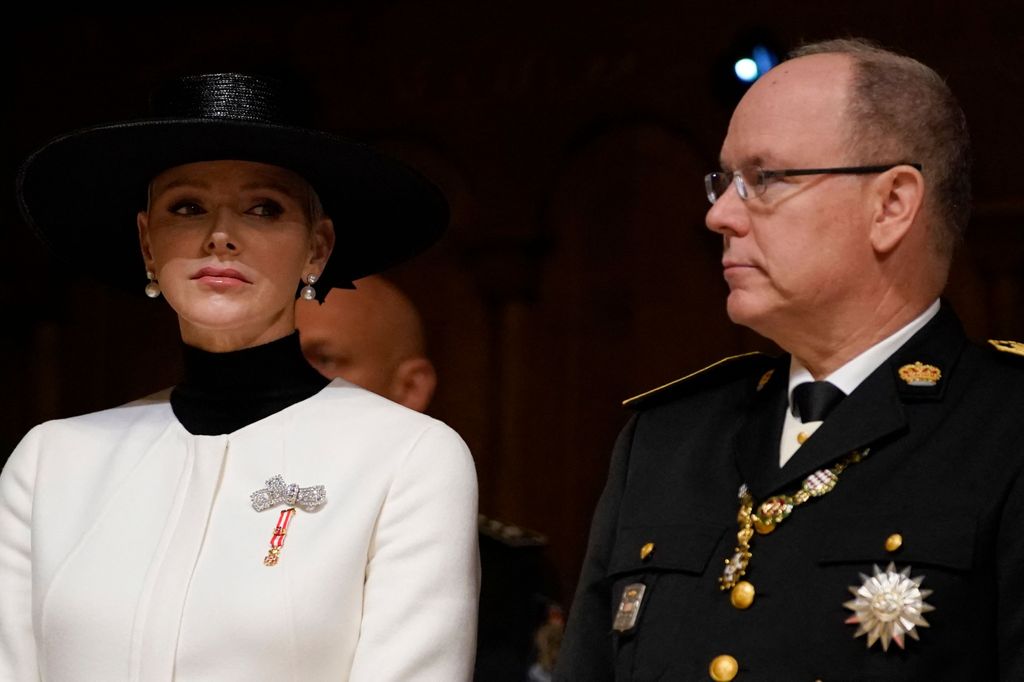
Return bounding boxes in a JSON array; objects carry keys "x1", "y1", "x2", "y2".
[
  {"x1": 475, "y1": 515, "x2": 560, "y2": 682},
  {"x1": 556, "y1": 304, "x2": 1024, "y2": 681}
]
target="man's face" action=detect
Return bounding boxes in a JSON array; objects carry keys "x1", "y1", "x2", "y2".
[
  {"x1": 705, "y1": 54, "x2": 877, "y2": 340},
  {"x1": 295, "y1": 288, "x2": 402, "y2": 396}
]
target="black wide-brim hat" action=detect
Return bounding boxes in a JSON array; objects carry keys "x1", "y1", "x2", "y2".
[{"x1": 16, "y1": 73, "x2": 449, "y2": 296}]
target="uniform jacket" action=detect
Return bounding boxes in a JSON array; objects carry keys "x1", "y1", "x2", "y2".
[
  {"x1": 0, "y1": 379, "x2": 480, "y2": 681},
  {"x1": 556, "y1": 305, "x2": 1024, "y2": 681}
]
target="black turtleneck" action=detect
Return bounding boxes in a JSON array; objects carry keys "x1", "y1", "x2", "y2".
[{"x1": 171, "y1": 332, "x2": 330, "y2": 435}]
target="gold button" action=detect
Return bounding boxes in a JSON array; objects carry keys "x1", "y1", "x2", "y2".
[
  {"x1": 730, "y1": 581, "x2": 755, "y2": 610},
  {"x1": 709, "y1": 654, "x2": 739, "y2": 681},
  {"x1": 753, "y1": 517, "x2": 775, "y2": 535},
  {"x1": 885, "y1": 533, "x2": 903, "y2": 552},
  {"x1": 796, "y1": 431, "x2": 809, "y2": 444},
  {"x1": 640, "y1": 542, "x2": 655, "y2": 560}
]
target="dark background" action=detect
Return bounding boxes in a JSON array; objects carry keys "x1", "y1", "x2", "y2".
[{"x1": 5, "y1": 2, "x2": 1023, "y2": 606}]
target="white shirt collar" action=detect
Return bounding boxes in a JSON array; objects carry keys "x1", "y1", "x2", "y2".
[{"x1": 787, "y1": 299, "x2": 941, "y2": 410}]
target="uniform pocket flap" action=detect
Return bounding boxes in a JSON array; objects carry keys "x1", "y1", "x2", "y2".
[
  {"x1": 607, "y1": 521, "x2": 727, "y2": 577},
  {"x1": 817, "y1": 513, "x2": 975, "y2": 571}
]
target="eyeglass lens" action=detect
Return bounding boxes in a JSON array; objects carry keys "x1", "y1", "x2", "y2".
[{"x1": 705, "y1": 170, "x2": 757, "y2": 204}]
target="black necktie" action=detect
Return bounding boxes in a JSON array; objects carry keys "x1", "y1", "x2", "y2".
[{"x1": 792, "y1": 381, "x2": 846, "y2": 423}]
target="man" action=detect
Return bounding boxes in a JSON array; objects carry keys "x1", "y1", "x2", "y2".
[
  {"x1": 296, "y1": 275, "x2": 438, "y2": 413},
  {"x1": 556, "y1": 39, "x2": 1024, "y2": 681},
  {"x1": 296, "y1": 276, "x2": 560, "y2": 682}
]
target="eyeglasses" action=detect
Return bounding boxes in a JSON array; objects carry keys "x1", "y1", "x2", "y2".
[{"x1": 704, "y1": 162, "x2": 922, "y2": 205}]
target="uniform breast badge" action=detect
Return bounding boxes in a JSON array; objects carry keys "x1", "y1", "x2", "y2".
[
  {"x1": 844, "y1": 562, "x2": 934, "y2": 651},
  {"x1": 250, "y1": 474, "x2": 327, "y2": 566},
  {"x1": 612, "y1": 583, "x2": 647, "y2": 632}
]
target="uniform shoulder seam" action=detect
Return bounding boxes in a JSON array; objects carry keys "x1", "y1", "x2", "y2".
[{"x1": 623, "y1": 352, "x2": 773, "y2": 409}]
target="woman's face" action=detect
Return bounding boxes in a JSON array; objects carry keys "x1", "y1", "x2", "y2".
[{"x1": 138, "y1": 160, "x2": 334, "y2": 352}]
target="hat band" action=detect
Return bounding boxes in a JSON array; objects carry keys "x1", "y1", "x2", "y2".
[{"x1": 151, "y1": 73, "x2": 294, "y2": 124}]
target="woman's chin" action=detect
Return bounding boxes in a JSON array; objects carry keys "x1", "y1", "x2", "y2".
[{"x1": 176, "y1": 308, "x2": 266, "y2": 338}]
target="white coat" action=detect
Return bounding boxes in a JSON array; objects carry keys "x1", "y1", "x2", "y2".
[{"x1": 0, "y1": 379, "x2": 480, "y2": 681}]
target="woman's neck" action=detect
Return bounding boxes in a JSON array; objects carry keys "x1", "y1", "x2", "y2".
[{"x1": 171, "y1": 332, "x2": 329, "y2": 435}]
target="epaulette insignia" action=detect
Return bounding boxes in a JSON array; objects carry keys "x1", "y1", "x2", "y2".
[
  {"x1": 898, "y1": 362, "x2": 942, "y2": 387},
  {"x1": 478, "y1": 514, "x2": 547, "y2": 547},
  {"x1": 989, "y1": 340, "x2": 1024, "y2": 358},
  {"x1": 756, "y1": 369, "x2": 774, "y2": 391},
  {"x1": 623, "y1": 352, "x2": 772, "y2": 409}
]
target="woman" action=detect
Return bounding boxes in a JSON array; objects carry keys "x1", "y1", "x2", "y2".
[{"x1": 1, "y1": 73, "x2": 479, "y2": 681}]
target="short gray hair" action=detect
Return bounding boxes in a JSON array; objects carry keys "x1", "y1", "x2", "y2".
[{"x1": 790, "y1": 38, "x2": 971, "y2": 258}]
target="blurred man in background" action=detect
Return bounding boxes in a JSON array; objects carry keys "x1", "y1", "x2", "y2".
[
  {"x1": 297, "y1": 276, "x2": 562, "y2": 681},
  {"x1": 297, "y1": 276, "x2": 436, "y2": 413}
]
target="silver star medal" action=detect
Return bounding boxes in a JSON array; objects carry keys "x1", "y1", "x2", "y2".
[{"x1": 844, "y1": 562, "x2": 935, "y2": 651}]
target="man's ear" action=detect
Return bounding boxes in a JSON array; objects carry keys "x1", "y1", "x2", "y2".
[
  {"x1": 869, "y1": 165, "x2": 925, "y2": 255},
  {"x1": 138, "y1": 210, "x2": 155, "y2": 270},
  {"x1": 389, "y1": 357, "x2": 437, "y2": 413}
]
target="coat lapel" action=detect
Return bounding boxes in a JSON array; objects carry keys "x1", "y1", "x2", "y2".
[
  {"x1": 734, "y1": 360, "x2": 789, "y2": 500},
  {"x1": 765, "y1": 369, "x2": 907, "y2": 496},
  {"x1": 735, "y1": 302, "x2": 967, "y2": 500}
]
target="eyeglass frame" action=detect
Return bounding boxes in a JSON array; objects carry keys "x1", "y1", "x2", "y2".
[{"x1": 704, "y1": 162, "x2": 923, "y2": 205}]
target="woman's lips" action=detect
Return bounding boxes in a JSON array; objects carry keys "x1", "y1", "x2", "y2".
[{"x1": 192, "y1": 267, "x2": 252, "y2": 287}]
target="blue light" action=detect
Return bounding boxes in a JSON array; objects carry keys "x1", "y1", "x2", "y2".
[
  {"x1": 734, "y1": 58, "x2": 759, "y2": 82},
  {"x1": 733, "y1": 44, "x2": 780, "y2": 84},
  {"x1": 752, "y1": 45, "x2": 779, "y2": 74}
]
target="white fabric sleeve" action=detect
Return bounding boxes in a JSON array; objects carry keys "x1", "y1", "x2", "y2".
[
  {"x1": 348, "y1": 423, "x2": 480, "y2": 682},
  {"x1": 0, "y1": 426, "x2": 41, "y2": 681}
]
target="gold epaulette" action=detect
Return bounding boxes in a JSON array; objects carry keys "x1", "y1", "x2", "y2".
[
  {"x1": 623, "y1": 352, "x2": 773, "y2": 409},
  {"x1": 989, "y1": 339, "x2": 1024, "y2": 358},
  {"x1": 478, "y1": 514, "x2": 548, "y2": 547}
]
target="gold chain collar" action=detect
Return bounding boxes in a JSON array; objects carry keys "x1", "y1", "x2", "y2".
[{"x1": 720, "y1": 449, "x2": 871, "y2": 600}]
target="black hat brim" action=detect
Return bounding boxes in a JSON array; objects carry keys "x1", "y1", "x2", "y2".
[{"x1": 17, "y1": 119, "x2": 449, "y2": 293}]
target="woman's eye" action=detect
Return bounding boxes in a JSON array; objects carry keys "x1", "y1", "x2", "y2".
[
  {"x1": 248, "y1": 200, "x2": 284, "y2": 217},
  {"x1": 169, "y1": 201, "x2": 204, "y2": 216}
]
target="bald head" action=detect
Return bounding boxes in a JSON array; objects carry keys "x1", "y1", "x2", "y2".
[
  {"x1": 296, "y1": 275, "x2": 437, "y2": 412},
  {"x1": 791, "y1": 38, "x2": 971, "y2": 261}
]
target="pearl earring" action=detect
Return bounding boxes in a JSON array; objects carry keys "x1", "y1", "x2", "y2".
[
  {"x1": 145, "y1": 270, "x2": 161, "y2": 298},
  {"x1": 300, "y1": 273, "x2": 318, "y2": 301}
]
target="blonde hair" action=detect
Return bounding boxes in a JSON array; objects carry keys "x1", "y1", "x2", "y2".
[{"x1": 144, "y1": 168, "x2": 327, "y2": 226}]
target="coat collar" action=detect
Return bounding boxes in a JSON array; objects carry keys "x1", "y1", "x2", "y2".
[{"x1": 735, "y1": 302, "x2": 967, "y2": 499}]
